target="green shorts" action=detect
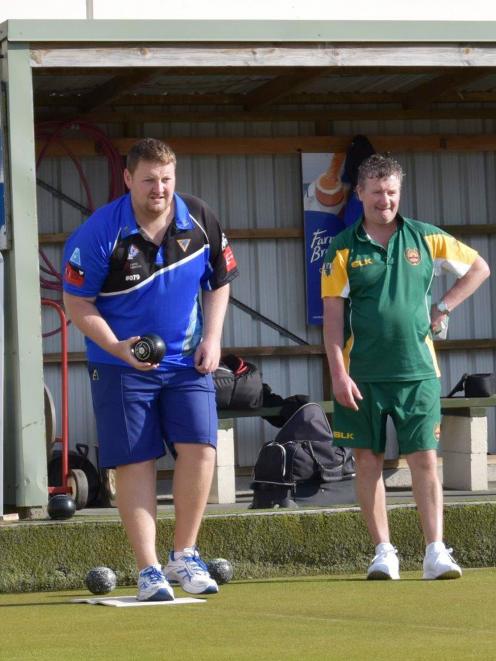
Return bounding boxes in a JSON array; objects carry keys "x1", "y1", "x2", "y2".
[{"x1": 332, "y1": 378, "x2": 441, "y2": 455}]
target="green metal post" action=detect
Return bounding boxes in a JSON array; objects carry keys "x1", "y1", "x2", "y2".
[{"x1": 2, "y1": 42, "x2": 47, "y2": 513}]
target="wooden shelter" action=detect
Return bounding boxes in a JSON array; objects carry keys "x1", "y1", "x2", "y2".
[{"x1": 1, "y1": 19, "x2": 495, "y2": 513}]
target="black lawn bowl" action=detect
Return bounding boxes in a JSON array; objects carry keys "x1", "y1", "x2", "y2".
[
  {"x1": 132, "y1": 333, "x2": 166, "y2": 363},
  {"x1": 47, "y1": 494, "x2": 76, "y2": 520},
  {"x1": 85, "y1": 566, "x2": 117, "y2": 595},
  {"x1": 207, "y1": 558, "x2": 234, "y2": 585}
]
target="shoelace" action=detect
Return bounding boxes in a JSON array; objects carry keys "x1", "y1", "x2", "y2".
[
  {"x1": 373, "y1": 547, "x2": 397, "y2": 562},
  {"x1": 141, "y1": 567, "x2": 164, "y2": 584},
  {"x1": 183, "y1": 553, "x2": 209, "y2": 574}
]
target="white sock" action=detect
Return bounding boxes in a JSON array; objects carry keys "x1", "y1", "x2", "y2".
[
  {"x1": 376, "y1": 542, "x2": 395, "y2": 554},
  {"x1": 139, "y1": 562, "x2": 161, "y2": 575},
  {"x1": 426, "y1": 541, "x2": 445, "y2": 554},
  {"x1": 173, "y1": 547, "x2": 195, "y2": 559}
]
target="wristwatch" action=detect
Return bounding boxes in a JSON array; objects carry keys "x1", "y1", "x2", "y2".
[{"x1": 437, "y1": 300, "x2": 451, "y2": 315}]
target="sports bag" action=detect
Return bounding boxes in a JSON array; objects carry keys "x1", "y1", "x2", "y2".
[
  {"x1": 213, "y1": 354, "x2": 263, "y2": 410},
  {"x1": 446, "y1": 372, "x2": 496, "y2": 398},
  {"x1": 250, "y1": 402, "x2": 356, "y2": 508}
]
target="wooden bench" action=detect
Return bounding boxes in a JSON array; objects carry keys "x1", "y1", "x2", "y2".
[{"x1": 208, "y1": 396, "x2": 496, "y2": 504}]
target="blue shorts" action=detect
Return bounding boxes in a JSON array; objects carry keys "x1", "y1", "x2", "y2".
[{"x1": 88, "y1": 364, "x2": 218, "y2": 468}]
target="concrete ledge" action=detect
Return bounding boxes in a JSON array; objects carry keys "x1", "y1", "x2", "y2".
[{"x1": 1, "y1": 502, "x2": 496, "y2": 593}]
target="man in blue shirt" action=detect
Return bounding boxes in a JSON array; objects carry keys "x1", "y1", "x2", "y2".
[{"x1": 63, "y1": 138, "x2": 238, "y2": 601}]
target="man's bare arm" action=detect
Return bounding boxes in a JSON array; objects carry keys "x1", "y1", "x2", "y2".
[
  {"x1": 431, "y1": 255, "x2": 491, "y2": 330},
  {"x1": 63, "y1": 292, "x2": 154, "y2": 369},
  {"x1": 323, "y1": 296, "x2": 362, "y2": 411},
  {"x1": 194, "y1": 284, "x2": 230, "y2": 374}
]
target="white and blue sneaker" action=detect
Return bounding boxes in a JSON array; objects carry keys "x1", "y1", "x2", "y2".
[
  {"x1": 165, "y1": 547, "x2": 219, "y2": 595},
  {"x1": 137, "y1": 564, "x2": 175, "y2": 602}
]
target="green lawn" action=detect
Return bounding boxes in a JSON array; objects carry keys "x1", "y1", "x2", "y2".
[{"x1": 1, "y1": 569, "x2": 495, "y2": 660}]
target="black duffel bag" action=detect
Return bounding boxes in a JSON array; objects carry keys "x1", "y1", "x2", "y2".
[{"x1": 250, "y1": 402, "x2": 356, "y2": 508}]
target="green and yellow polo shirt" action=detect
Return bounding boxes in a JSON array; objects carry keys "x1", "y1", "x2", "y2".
[{"x1": 321, "y1": 215, "x2": 478, "y2": 382}]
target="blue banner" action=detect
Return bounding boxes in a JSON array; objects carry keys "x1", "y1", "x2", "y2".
[
  {"x1": 302, "y1": 153, "x2": 348, "y2": 325},
  {"x1": 304, "y1": 210, "x2": 345, "y2": 325}
]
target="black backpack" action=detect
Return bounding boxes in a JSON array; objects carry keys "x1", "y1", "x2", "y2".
[
  {"x1": 213, "y1": 354, "x2": 264, "y2": 410},
  {"x1": 250, "y1": 402, "x2": 356, "y2": 508}
]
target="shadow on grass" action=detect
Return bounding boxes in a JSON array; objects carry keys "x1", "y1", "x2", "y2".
[
  {"x1": 225, "y1": 575, "x2": 424, "y2": 586},
  {"x1": 0, "y1": 600, "x2": 76, "y2": 608}
]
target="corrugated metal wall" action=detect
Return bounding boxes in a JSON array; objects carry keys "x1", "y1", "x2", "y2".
[{"x1": 38, "y1": 117, "x2": 496, "y2": 474}]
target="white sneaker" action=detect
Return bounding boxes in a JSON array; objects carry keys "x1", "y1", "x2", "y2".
[
  {"x1": 165, "y1": 547, "x2": 219, "y2": 595},
  {"x1": 423, "y1": 543, "x2": 462, "y2": 580},
  {"x1": 137, "y1": 565, "x2": 175, "y2": 601},
  {"x1": 367, "y1": 543, "x2": 400, "y2": 580}
]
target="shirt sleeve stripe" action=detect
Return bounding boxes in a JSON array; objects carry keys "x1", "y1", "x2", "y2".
[
  {"x1": 321, "y1": 248, "x2": 350, "y2": 298},
  {"x1": 424, "y1": 233, "x2": 478, "y2": 278},
  {"x1": 424, "y1": 335, "x2": 441, "y2": 377}
]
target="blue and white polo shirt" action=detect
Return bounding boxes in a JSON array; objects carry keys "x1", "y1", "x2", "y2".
[{"x1": 63, "y1": 192, "x2": 238, "y2": 368}]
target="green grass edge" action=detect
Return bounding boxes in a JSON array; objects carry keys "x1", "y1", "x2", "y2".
[{"x1": 1, "y1": 502, "x2": 495, "y2": 593}]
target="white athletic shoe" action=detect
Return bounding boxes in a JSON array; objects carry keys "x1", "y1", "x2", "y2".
[
  {"x1": 137, "y1": 565, "x2": 175, "y2": 601},
  {"x1": 367, "y1": 543, "x2": 400, "y2": 580},
  {"x1": 423, "y1": 543, "x2": 462, "y2": 580},
  {"x1": 165, "y1": 547, "x2": 219, "y2": 595}
]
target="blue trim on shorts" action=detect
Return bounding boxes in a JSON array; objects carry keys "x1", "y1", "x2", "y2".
[{"x1": 88, "y1": 364, "x2": 217, "y2": 468}]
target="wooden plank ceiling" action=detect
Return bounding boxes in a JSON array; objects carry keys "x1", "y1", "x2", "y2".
[{"x1": 33, "y1": 65, "x2": 496, "y2": 124}]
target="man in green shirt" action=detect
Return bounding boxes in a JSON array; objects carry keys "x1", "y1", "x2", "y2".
[{"x1": 322, "y1": 154, "x2": 490, "y2": 580}]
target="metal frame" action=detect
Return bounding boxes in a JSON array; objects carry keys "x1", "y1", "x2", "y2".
[
  {"x1": 3, "y1": 19, "x2": 496, "y2": 43},
  {"x1": 1, "y1": 39, "x2": 46, "y2": 509}
]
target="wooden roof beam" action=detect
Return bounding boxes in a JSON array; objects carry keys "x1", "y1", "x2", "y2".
[
  {"x1": 243, "y1": 68, "x2": 328, "y2": 111},
  {"x1": 402, "y1": 70, "x2": 491, "y2": 110},
  {"x1": 35, "y1": 106, "x2": 496, "y2": 124},
  {"x1": 35, "y1": 90, "x2": 496, "y2": 109},
  {"x1": 76, "y1": 69, "x2": 160, "y2": 113}
]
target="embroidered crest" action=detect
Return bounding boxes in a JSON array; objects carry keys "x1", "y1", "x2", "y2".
[
  {"x1": 91, "y1": 368, "x2": 99, "y2": 381},
  {"x1": 404, "y1": 248, "x2": 421, "y2": 265},
  {"x1": 127, "y1": 244, "x2": 140, "y2": 260},
  {"x1": 69, "y1": 247, "x2": 81, "y2": 266},
  {"x1": 177, "y1": 238, "x2": 191, "y2": 253}
]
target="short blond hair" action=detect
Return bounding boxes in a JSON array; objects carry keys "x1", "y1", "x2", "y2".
[{"x1": 126, "y1": 138, "x2": 177, "y2": 173}]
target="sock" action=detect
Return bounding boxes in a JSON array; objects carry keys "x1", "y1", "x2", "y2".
[
  {"x1": 376, "y1": 542, "x2": 394, "y2": 554},
  {"x1": 426, "y1": 541, "x2": 445, "y2": 554},
  {"x1": 139, "y1": 562, "x2": 161, "y2": 575},
  {"x1": 173, "y1": 546, "x2": 196, "y2": 559}
]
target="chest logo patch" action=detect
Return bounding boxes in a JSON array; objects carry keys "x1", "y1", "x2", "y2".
[
  {"x1": 350, "y1": 258, "x2": 373, "y2": 268},
  {"x1": 127, "y1": 244, "x2": 140, "y2": 260},
  {"x1": 177, "y1": 238, "x2": 191, "y2": 253},
  {"x1": 405, "y1": 248, "x2": 421, "y2": 265}
]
